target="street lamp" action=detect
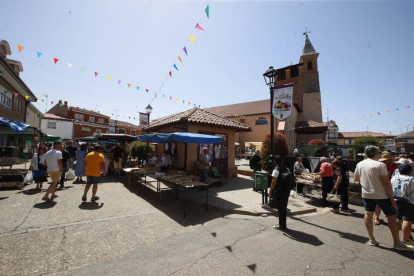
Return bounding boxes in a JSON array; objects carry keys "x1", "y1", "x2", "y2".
[
  {"x1": 145, "y1": 104, "x2": 153, "y2": 164},
  {"x1": 263, "y1": 66, "x2": 278, "y2": 174}
]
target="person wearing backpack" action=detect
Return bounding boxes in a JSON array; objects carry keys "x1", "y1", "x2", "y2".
[
  {"x1": 269, "y1": 156, "x2": 295, "y2": 230},
  {"x1": 391, "y1": 163, "x2": 414, "y2": 247}
]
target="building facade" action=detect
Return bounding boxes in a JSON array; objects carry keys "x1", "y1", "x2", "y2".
[
  {"x1": 109, "y1": 119, "x2": 142, "y2": 136},
  {"x1": 0, "y1": 40, "x2": 37, "y2": 123},
  {"x1": 40, "y1": 113, "x2": 74, "y2": 140}
]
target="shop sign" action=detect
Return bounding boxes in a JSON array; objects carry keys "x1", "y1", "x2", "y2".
[{"x1": 139, "y1": 113, "x2": 149, "y2": 128}]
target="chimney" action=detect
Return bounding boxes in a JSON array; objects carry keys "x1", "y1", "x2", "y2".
[{"x1": 64, "y1": 101, "x2": 68, "y2": 107}]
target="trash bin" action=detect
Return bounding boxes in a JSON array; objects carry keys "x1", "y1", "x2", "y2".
[{"x1": 254, "y1": 172, "x2": 268, "y2": 190}]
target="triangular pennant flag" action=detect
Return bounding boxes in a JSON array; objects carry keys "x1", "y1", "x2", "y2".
[
  {"x1": 395, "y1": 108, "x2": 400, "y2": 111},
  {"x1": 163, "y1": 95, "x2": 165, "y2": 98},
  {"x1": 41, "y1": 99, "x2": 44, "y2": 102},
  {"x1": 37, "y1": 52, "x2": 43, "y2": 58},
  {"x1": 189, "y1": 35, "x2": 196, "y2": 44},
  {"x1": 169, "y1": 71, "x2": 172, "y2": 77},
  {"x1": 136, "y1": 86, "x2": 140, "y2": 90},
  {"x1": 17, "y1": 45, "x2": 24, "y2": 52},
  {"x1": 407, "y1": 106, "x2": 411, "y2": 108},
  {"x1": 146, "y1": 89, "x2": 149, "y2": 93},
  {"x1": 53, "y1": 58, "x2": 59, "y2": 64},
  {"x1": 188, "y1": 102, "x2": 190, "y2": 105},
  {"x1": 14, "y1": 92, "x2": 18, "y2": 97},
  {"x1": 205, "y1": 4, "x2": 209, "y2": 19},
  {"x1": 183, "y1": 47, "x2": 188, "y2": 55},
  {"x1": 106, "y1": 76, "x2": 110, "y2": 81},
  {"x1": 80, "y1": 67, "x2": 86, "y2": 73},
  {"x1": 387, "y1": 110, "x2": 391, "y2": 112},
  {"x1": 176, "y1": 98, "x2": 178, "y2": 102},
  {"x1": 128, "y1": 83, "x2": 131, "y2": 88},
  {"x1": 170, "y1": 96, "x2": 172, "y2": 100},
  {"x1": 178, "y1": 56, "x2": 182, "y2": 63},
  {"x1": 369, "y1": 114, "x2": 373, "y2": 117},
  {"x1": 25, "y1": 96, "x2": 29, "y2": 100},
  {"x1": 51, "y1": 101, "x2": 54, "y2": 105},
  {"x1": 94, "y1": 72, "x2": 98, "y2": 77},
  {"x1": 195, "y1": 23, "x2": 205, "y2": 31},
  {"x1": 67, "y1": 63, "x2": 72, "y2": 68},
  {"x1": 173, "y1": 64, "x2": 179, "y2": 71},
  {"x1": 377, "y1": 112, "x2": 381, "y2": 115}
]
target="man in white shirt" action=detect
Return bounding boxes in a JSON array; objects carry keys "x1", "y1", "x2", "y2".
[
  {"x1": 354, "y1": 145, "x2": 412, "y2": 251},
  {"x1": 44, "y1": 142, "x2": 63, "y2": 201}
]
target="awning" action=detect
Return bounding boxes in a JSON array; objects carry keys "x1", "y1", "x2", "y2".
[
  {"x1": 0, "y1": 117, "x2": 31, "y2": 132},
  {"x1": 136, "y1": 132, "x2": 224, "y2": 144}
]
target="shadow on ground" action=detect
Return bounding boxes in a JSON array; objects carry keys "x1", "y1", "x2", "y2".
[
  {"x1": 78, "y1": 202, "x2": 104, "y2": 210},
  {"x1": 282, "y1": 228, "x2": 324, "y2": 246},
  {"x1": 33, "y1": 201, "x2": 57, "y2": 209}
]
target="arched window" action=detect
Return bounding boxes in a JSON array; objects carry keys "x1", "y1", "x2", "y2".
[
  {"x1": 307, "y1": 61, "x2": 313, "y2": 70},
  {"x1": 255, "y1": 117, "x2": 268, "y2": 125}
]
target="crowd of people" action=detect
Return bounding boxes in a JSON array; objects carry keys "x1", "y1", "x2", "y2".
[
  {"x1": 29, "y1": 141, "x2": 127, "y2": 202},
  {"x1": 263, "y1": 148, "x2": 414, "y2": 251}
]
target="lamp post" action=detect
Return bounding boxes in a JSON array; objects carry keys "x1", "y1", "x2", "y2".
[
  {"x1": 263, "y1": 66, "x2": 278, "y2": 174},
  {"x1": 145, "y1": 104, "x2": 153, "y2": 164}
]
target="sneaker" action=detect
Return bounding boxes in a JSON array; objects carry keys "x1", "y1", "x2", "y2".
[
  {"x1": 393, "y1": 244, "x2": 414, "y2": 251},
  {"x1": 409, "y1": 236, "x2": 414, "y2": 243},
  {"x1": 368, "y1": 240, "x2": 379, "y2": 247},
  {"x1": 82, "y1": 195, "x2": 87, "y2": 202},
  {"x1": 330, "y1": 208, "x2": 340, "y2": 213},
  {"x1": 273, "y1": 225, "x2": 287, "y2": 230},
  {"x1": 402, "y1": 239, "x2": 414, "y2": 247},
  {"x1": 91, "y1": 196, "x2": 100, "y2": 202}
]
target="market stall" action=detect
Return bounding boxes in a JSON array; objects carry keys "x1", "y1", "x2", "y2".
[
  {"x1": 294, "y1": 172, "x2": 322, "y2": 203},
  {"x1": 0, "y1": 156, "x2": 29, "y2": 189}
]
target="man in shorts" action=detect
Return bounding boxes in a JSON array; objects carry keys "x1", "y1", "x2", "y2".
[
  {"x1": 44, "y1": 142, "x2": 63, "y2": 201},
  {"x1": 354, "y1": 145, "x2": 413, "y2": 251},
  {"x1": 82, "y1": 145, "x2": 106, "y2": 202},
  {"x1": 391, "y1": 163, "x2": 414, "y2": 247},
  {"x1": 111, "y1": 143, "x2": 123, "y2": 177}
]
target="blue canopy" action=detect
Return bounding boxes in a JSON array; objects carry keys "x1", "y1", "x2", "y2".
[
  {"x1": 0, "y1": 117, "x2": 31, "y2": 133},
  {"x1": 136, "y1": 132, "x2": 224, "y2": 144}
]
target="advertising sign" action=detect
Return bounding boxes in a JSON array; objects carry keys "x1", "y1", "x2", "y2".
[
  {"x1": 139, "y1": 112, "x2": 149, "y2": 128},
  {"x1": 272, "y1": 84, "x2": 294, "y2": 121}
]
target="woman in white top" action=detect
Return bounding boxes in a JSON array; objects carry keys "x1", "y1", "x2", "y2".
[{"x1": 30, "y1": 145, "x2": 48, "y2": 189}]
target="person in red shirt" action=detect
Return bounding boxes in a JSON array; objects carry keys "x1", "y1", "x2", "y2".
[
  {"x1": 318, "y1": 157, "x2": 334, "y2": 208},
  {"x1": 374, "y1": 153, "x2": 398, "y2": 225}
]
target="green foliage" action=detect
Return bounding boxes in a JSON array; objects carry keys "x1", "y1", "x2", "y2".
[
  {"x1": 308, "y1": 139, "x2": 325, "y2": 145},
  {"x1": 352, "y1": 136, "x2": 385, "y2": 146},
  {"x1": 261, "y1": 132, "x2": 289, "y2": 170},
  {"x1": 130, "y1": 143, "x2": 154, "y2": 161}
]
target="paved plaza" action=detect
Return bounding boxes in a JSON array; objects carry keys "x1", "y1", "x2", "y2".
[{"x1": 0, "y1": 167, "x2": 413, "y2": 275}]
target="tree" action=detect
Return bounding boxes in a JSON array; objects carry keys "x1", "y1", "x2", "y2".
[
  {"x1": 351, "y1": 136, "x2": 386, "y2": 159},
  {"x1": 261, "y1": 132, "x2": 289, "y2": 170},
  {"x1": 308, "y1": 139, "x2": 325, "y2": 145},
  {"x1": 130, "y1": 142, "x2": 154, "y2": 161}
]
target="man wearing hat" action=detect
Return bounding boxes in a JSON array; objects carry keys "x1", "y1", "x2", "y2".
[{"x1": 374, "y1": 152, "x2": 399, "y2": 225}]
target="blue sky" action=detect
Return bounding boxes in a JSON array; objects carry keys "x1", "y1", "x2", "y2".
[{"x1": 1, "y1": 0, "x2": 413, "y2": 135}]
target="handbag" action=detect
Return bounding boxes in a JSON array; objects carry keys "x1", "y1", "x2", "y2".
[{"x1": 326, "y1": 188, "x2": 341, "y2": 203}]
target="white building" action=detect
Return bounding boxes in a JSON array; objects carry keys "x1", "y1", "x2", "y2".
[{"x1": 40, "y1": 113, "x2": 74, "y2": 140}]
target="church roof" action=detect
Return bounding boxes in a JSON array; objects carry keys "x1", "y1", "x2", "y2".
[{"x1": 302, "y1": 35, "x2": 317, "y2": 56}]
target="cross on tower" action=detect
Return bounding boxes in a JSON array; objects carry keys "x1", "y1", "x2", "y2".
[{"x1": 303, "y1": 28, "x2": 311, "y2": 37}]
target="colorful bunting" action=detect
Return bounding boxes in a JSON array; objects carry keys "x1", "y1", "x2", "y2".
[
  {"x1": 146, "y1": 89, "x2": 149, "y2": 93},
  {"x1": 118, "y1": 80, "x2": 122, "y2": 85},
  {"x1": 369, "y1": 114, "x2": 373, "y2": 117},
  {"x1": 106, "y1": 76, "x2": 110, "y2": 81},
  {"x1": 407, "y1": 106, "x2": 411, "y2": 108},
  {"x1": 170, "y1": 96, "x2": 172, "y2": 100},
  {"x1": 53, "y1": 58, "x2": 59, "y2": 64},
  {"x1": 14, "y1": 93, "x2": 18, "y2": 97},
  {"x1": 37, "y1": 52, "x2": 42, "y2": 58},
  {"x1": 67, "y1": 63, "x2": 73, "y2": 68},
  {"x1": 51, "y1": 101, "x2": 54, "y2": 105},
  {"x1": 80, "y1": 67, "x2": 86, "y2": 73},
  {"x1": 173, "y1": 64, "x2": 179, "y2": 71},
  {"x1": 41, "y1": 99, "x2": 44, "y2": 102},
  {"x1": 195, "y1": 23, "x2": 205, "y2": 31},
  {"x1": 25, "y1": 96, "x2": 29, "y2": 100},
  {"x1": 17, "y1": 45, "x2": 24, "y2": 52},
  {"x1": 128, "y1": 83, "x2": 131, "y2": 88},
  {"x1": 183, "y1": 47, "x2": 188, "y2": 55},
  {"x1": 189, "y1": 35, "x2": 196, "y2": 44},
  {"x1": 136, "y1": 86, "x2": 140, "y2": 90},
  {"x1": 377, "y1": 112, "x2": 381, "y2": 115},
  {"x1": 205, "y1": 4, "x2": 210, "y2": 19},
  {"x1": 94, "y1": 72, "x2": 98, "y2": 77},
  {"x1": 178, "y1": 56, "x2": 182, "y2": 63},
  {"x1": 395, "y1": 108, "x2": 400, "y2": 111},
  {"x1": 169, "y1": 71, "x2": 172, "y2": 77}
]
